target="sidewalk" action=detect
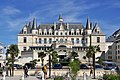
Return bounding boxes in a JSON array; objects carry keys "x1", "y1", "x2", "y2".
[
  {"x1": 0, "y1": 76, "x2": 38, "y2": 80},
  {"x1": 0, "y1": 75, "x2": 101, "y2": 80}
]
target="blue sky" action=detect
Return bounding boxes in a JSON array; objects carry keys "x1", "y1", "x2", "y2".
[{"x1": 0, "y1": 0, "x2": 120, "y2": 46}]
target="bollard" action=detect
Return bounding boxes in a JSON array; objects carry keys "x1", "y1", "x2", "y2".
[
  {"x1": 22, "y1": 72, "x2": 24, "y2": 80},
  {"x1": 83, "y1": 72, "x2": 87, "y2": 80},
  {"x1": 42, "y1": 71, "x2": 44, "y2": 80},
  {"x1": 2, "y1": 71, "x2": 6, "y2": 80}
]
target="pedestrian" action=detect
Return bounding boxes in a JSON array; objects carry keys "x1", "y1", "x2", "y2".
[
  {"x1": 42, "y1": 64, "x2": 47, "y2": 80},
  {"x1": 90, "y1": 68, "x2": 93, "y2": 77},
  {"x1": 116, "y1": 66, "x2": 120, "y2": 74},
  {"x1": 23, "y1": 65, "x2": 29, "y2": 77}
]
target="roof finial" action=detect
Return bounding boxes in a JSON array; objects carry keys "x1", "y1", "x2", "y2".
[
  {"x1": 86, "y1": 17, "x2": 90, "y2": 29},
  {"x1": 58, "y1": 14, "x2": 63, "y2": 22},
  {"x1": 32, "y1": 17, "x2": 37, "y2": 29}
]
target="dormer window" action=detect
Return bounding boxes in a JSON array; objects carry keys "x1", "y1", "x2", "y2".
[
  {"x1": 72, "y1": 33, "x2": 74, "y2": 35},
  {"x1": 65, "y1": 32, "x2": 67, "y2": 35},
  {"x1": 36, "y1": 32, "x2": 38, "y2": 34},
  {"x1": 24, "y1": 31, "x2": 27, "y2": 34},
  {"x1": 56, "y1": 32, "x2": 58, "y2": 35},
  {"x1": 95, "y1": 29, "x2": 97, "y2": 32},
  {"x1": 61, "y1": 32, "x2": 62, "y2": 35},
  {"x1": 98, "y1": 31, "x2": 100, "y2": 34}
]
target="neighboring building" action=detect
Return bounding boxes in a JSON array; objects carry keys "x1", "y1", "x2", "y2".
[
  {"x1": 115, "y1": 32, "x2": 120, "y2": 62},
  {"x1": 0, "y1": 42, "x2": 3, "y2": 54},
  {"x1": 18, "y1": 15, "x2": 106, "y2": 64},
  {"x1": 0, "y1": 42, "x2": 6, "y2": 67},
  {"x1": 106, "y1": 29, "x2": 120, "y2": 62}
]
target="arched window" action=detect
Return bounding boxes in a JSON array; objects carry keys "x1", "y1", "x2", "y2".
[
  {"x1": 49, "y1": 38, "x2": 52, "y2": 43},
  {"x1": 71, "y1": 38, "x2": 74, "y2": 44},
  {"x1": 76, "y1": 38, "x2": 79, "y2": 43},
  {"x1": 60, "y1": 39, "x2": 63, "y2": 43},
  {"x1": 56, "y1": 32, "x2": 58, "y2": 35},
  {"x1": 72, "y1": 33, "x2": 74, "y2": 35},
  {"x1": 39, "y1": 38, "x2": 41, "y2": 43},
  {"x1": 24, "y1": 31, "x2": 27, "y2": 34},
  {"x1": 44, "y1": 38, "x2": 47, "y2": 44},
  {"x1": 61, "y1": 32, "x2": 62, "y2": 35},
  {"x1": 65, "y1": 32, "x2": 67, "y2": 35}
]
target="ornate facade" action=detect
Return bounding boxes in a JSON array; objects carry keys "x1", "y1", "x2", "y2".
[{"x1": 18, "y1": 15, "x2": 106, "y2": 63}]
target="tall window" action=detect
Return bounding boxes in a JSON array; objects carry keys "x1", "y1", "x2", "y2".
[
  {"x1": 23, "y1": 47, "x2": 26, "y2": 51},
  {"x1": 56, "y1": 32, "x2": 58, "y2": 35},
  {"x1": 86, "y1": 38, "x2": 88, "y2": 43},
  {"x1": 56, "y1": 39, "x2": 58, "y2": 41},
  {"x1": 44, "y1": 38, "x2": 47, "y2": 44},
  {"x1": 61, "y1": 32, "x2": 62, "y2": 35},
  {"x1": 71, "y1": 38, "x2": 74, "y2": 44},
  {"x1": 76, "y1": 38, "x2": 79, "y2": 44},
  {"x1": 60, "y1": 39, "x2": 63, "y2": 43},
  {"x1": 23, "y1": 37, "x2": 27, "y2": 43},
  {"x1": 108, "y1": 56, "x2": 112, "y2": 59},
  {"x1": 35, "y1": 38, "x2": 37, "y2": 43},
  {"x1": 97, "y1": 37, "x2": 100, "y2": 43},
  {"x1": 65, "y1": 32, "x2": 67, "y2": 35},
  {"x1": 49, "y1": 38, "x2": 52, "y2": 43},
  {"x1": 65, "y1": 39, "x2": 67, "y2": 42},
  {"x1": 39, "y1": 38, "x2": 41, "y2": 43},
  {"x1": 24, "y1": 31, "x2": 26, "y2": 34}
]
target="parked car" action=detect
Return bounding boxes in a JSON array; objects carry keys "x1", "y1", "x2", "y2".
[
  {"x1": 95, "y1": 64, "x2": 103, "y2": 69},
  {"x1": 102, "y1": 61, "x2": 117, "y2": 70},
  {"x1": 14, "y1": 64, "x2": 23, "y2": 69},
  {"x1": 80, "y1": 64, "x2": 89, "y2": 69},
  {"x1": 53, "y1": 63, "x2": 62, "y2": 69}
]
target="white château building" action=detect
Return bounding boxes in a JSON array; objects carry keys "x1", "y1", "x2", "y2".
[{"x1": 18, "y1": 15, "x2": 106, "y2": 64}]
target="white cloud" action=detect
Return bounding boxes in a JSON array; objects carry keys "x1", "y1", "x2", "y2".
[{"x1": 2, "y1": 6, "x2": 21, "y2": 15}]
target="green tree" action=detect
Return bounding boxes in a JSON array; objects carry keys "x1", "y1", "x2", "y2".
[
  {"x1": 69, "y1": 51, "x2": 78, "y2": 59},
  {"x1": 9, "y1": 44, "x2": 19, "y2": 76},
  {"x1": 69, "y1": 59, "x2": 80, "y2": 80},
  {"x1": 86, "y1": 45, "x2": 101, "y2": 79},
  {"x1": 30, "y1": 59, "x2": 38, "y2": 68},
  {"x1": 46, "y1": 49, "x2": 58, "y2": 78},
  {"x1": 96, "y1": 57, "x2": 104, "y2": 65},
  {"x1": 38, "y1": 52, "x2": 46, "y2": 66}
]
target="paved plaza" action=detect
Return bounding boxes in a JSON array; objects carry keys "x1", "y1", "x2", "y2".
[
  {"x1": 0, "y1": 75, "x2": 100, "y2": 80},
  {"x1": 0, "y1": 76, "x2": 38, "y2": 80}
]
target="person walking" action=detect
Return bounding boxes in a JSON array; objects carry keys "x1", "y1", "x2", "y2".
[
  {"x1": 23, "y1": 65, "x2": 29, "y2": 77},
  {"x1": 90, "y1": 68, "x2": 93, "y2": 77},
  {"x1": 42, "y1": 64, "x2": 47, "y2": 80}
]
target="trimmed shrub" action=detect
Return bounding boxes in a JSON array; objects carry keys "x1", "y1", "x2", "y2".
[{"x1": 54, "y1": 76, "x2": 64, "y2": 80}]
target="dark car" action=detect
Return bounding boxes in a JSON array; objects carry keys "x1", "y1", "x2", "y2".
[
  {"x1": 14, "y1": 64, "x2": 23, "y2": 69},
  {"x1": 53, "y1": 63, "x2": 62, "y2": 69},
  {"x1": 25, "y1": 63, "x2": 35, "y2": 69},
  {"x1": 95, "y1": 64, "x2": 103, "y2": 69},
  {"x1": 103, "y1": 62, "x2": 117, "y2": 70},
  {"x1": 80, "y1": 64, "x2": 89, "y2": 69}
]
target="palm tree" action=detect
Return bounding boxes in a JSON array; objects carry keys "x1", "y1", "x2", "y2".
[
  {"x1": 9, "y1": 44, "x2": 19, "y2": 76},
  {"x1": 86, "y1": 45, "x2": 101, "y2": 79},
  {"x1": 38, "y1": 52, "x2": 46, "y2": 66},
  {"x1": 45, "y1": 49, "x2": 58, "y2": 78}
]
